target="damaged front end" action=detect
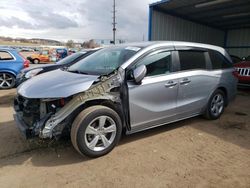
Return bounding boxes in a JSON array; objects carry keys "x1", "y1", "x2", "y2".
[
  {"x1": 14, "y1": 95, "x2": 71, "y2": 139},
  {"x1": 14, "y1": 68, "x2": 127, "y2": 140}
]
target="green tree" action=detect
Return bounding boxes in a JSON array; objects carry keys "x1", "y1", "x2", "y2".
[{"x1": 66, "y1": 40, "x2": 74, "y2": 48}]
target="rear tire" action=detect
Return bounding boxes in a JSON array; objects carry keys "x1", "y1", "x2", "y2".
[
  {"x1": 71, "y1": 105, "x2": 122, "y2": 158},
  {"x1": 0, "y1": 73, "x2": 16, "y2": 89},
  {"x1": 204, "y1": 89, "x2": 225, "y2": 120}
]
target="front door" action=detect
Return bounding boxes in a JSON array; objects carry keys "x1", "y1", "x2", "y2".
[{"x1": 127, "y1": 49, "x2": 178, "y2": 133}]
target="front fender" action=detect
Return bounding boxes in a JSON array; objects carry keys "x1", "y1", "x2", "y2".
[{"x1": 40, "y1": 72, "x2": 122, "y2": 138}]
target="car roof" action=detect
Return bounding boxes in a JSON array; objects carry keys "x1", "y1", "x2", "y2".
[
  {"x1": 120, "y1": 41, "x2": 230, "y2": 69},
  {"x1": 114, "y1": 41, "x2": 224, "y2": 51},
  {"x1": 0, "y1": 47, "x2": 16, "y2": 51}
]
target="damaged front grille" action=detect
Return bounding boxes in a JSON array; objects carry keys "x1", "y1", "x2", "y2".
[{"x1": 14, "y1": 95, "x2": 41, "y2": 127}]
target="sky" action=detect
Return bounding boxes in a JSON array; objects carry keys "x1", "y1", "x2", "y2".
[{"x1": 0, "y1": 0, "x2": 158, "y2": 42}]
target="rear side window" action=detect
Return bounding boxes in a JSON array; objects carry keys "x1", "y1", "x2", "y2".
[
  {"x1": 0, "y1": 51, "x2": 14, "y2": 61},
  {"x1": 178, "y1": 50, "x2": 206, "y2": 71},
  {"x1": 209, "y1": 51, "x2": 232, "y2": 69}
]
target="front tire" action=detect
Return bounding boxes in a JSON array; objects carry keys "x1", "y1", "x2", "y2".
[
  {"x1": 204, "y1": 89, "x2": 225, "y2": 120},
  {"x1": 71, "y1": 105, "x2": 122, "y2": 158}
]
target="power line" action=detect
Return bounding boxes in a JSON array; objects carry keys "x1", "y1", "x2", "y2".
[{"x1": 112, "y1": 0, "x2": 117, "y2": 44}]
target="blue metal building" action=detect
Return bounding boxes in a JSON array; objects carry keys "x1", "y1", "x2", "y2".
[{"x1": 148, "y1": 0, "x2": 250, "y2": 58}]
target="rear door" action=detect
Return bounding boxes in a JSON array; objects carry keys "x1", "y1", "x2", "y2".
[
  {"x1": 209, "y1": 50, "x2": 237, "y2": 100},
  {"x1": 174, "y1": 48, "x2": 218, "y2": 117},
  {"x1": 127, "y1": 48, "x2": 179, "y2": 132}
]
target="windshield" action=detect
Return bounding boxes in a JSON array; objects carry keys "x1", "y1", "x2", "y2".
[
  {"x1": 56, "y1": 52, "x2": 86, "y2": 65},
  {"x1": 68, "y1": 47, "x2": 140, "y2": 75}
]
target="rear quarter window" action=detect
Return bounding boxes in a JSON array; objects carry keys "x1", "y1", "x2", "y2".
[
  {"x1": 0, "y1": 51, "x2": 14, "y2": 61},
  {"x1": 209, "y1": 51, "x2": 232, "y2": 69}
]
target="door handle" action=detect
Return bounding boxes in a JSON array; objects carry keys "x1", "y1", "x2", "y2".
[
  {"x1": 165, "y1": 81, "x2": 177, "y2": 88},
  {"x1": 180, "y1": 78, "x2": 191, "y2": 85}
]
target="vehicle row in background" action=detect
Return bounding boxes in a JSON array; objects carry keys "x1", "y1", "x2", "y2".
[
  {"x1": 0, "y1": 48, "x2": 29, "y2": 89},
  {"x1": 27, "y1": 48, "x2": 68, "y2": 64}
]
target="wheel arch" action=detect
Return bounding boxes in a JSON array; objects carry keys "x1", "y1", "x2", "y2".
[
  {"x1": 0, "y1": 70, "x2": 17, "y2": 77},
  {"x1": 217, "y1": 86, "x2": 228, "y2": 106},
  {"x1": 203, "y1": 85, "x2": 229, "y2": 114},
  {"x1": 68, "y1": 99, "x2": 125, "y2": 129}
]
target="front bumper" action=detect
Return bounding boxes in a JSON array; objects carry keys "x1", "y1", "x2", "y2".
[
  {"x1": 13, "y1": 114, "x2": 33, "y2": 139},
  {"x1": 13, "y1": 96, "x2": 40, "y2": 139}
]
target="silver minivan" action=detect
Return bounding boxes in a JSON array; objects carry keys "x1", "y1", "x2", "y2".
[{"x1": 14, "y1": 42, "x2": 238, "y2": 157}]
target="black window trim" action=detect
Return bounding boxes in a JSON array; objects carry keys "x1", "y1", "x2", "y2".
[
  {"x1": 126, "y1": 46, "x2": 176, "y2": 80},
  {"x1": 208, "y1": 49, "x2": 233, "y2": 70},
  {"x1": 0, "y1": 50, "x2": 15, "y2": 61},
  {"x1": 174, "y1": 47, "x2": 210, "y2": 72},
  {"x1": 132, "y1": 49, "x2": 175, "y2": 78}
]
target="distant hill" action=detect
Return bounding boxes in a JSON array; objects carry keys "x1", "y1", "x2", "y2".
[{"x1": 0, "y1": 36, "x2": 63, "y2": 46}]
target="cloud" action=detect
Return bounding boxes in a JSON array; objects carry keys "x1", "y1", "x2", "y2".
[
  {"x1": 0, "y1": 13, "x2": 78, "y2": 29},
  {"x1": 0, "y1": 0, "x2": 157, "y2": 42},
  {"x1": 0, "y1": 17, "x2": 34, "y2": 29},
  {"x1": 28, "y1": 11, "x2": 78, "y2": 29}
]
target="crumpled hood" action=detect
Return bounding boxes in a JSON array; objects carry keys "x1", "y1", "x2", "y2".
[{"x1": 18, "y1": 69, "x2": 99, "y2": 98}]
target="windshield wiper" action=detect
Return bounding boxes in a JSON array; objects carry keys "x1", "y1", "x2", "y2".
[{"x1": 61, "y1": 66, "x2": 69, "y2": 71}]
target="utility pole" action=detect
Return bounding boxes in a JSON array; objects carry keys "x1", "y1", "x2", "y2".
[{"x1": 112, "y1": 0, "x2": 117, "y2": 44}]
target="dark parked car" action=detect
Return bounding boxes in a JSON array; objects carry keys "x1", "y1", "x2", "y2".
[
  {"x1": 0, "y1": 48, "x2": 29, "y2": 89},
  {"x1": 16, "y1": 49, "x2": 100, "y2": 85}
]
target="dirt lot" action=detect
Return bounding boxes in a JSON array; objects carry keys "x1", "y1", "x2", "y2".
[{"x1": 0, "y1": 89, "x2": 249, "y2": 188}]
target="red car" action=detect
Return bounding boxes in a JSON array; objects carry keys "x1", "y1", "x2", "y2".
[{"x1": 234, "y1": 61, "x2": 250, "y2": 87}]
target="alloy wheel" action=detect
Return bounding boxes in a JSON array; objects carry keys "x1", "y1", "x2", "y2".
[
  {"x1": 84, "y1": 115, "x2": 117, "y2": 152},
  {"x1": 0, "y1": 73, "x2": 15, "y2": 89},
  {"x1": 210, "y1": 93, "x2": 224, "y2": 117}
]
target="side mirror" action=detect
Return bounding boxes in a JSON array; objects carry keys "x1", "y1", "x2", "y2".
[{"x1": 133, "y1": 65, "x2": 147, "y2": 84}]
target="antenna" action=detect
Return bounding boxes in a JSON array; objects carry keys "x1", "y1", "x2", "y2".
[{"x1": 112, "y1": 0, "x2": 116, "y2": 44}]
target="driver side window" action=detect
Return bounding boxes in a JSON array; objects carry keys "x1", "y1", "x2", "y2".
[{"x1": 136, "y1": 50, "x2": 172, "y2": 77}]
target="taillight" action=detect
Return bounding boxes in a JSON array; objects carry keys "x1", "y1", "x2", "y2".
[
  {"x1": 18, "y1": 52, "x2": 30, "y2": 68},
  {"x1": 24, "y1": 60, "x2": 29, "y2": 68}
]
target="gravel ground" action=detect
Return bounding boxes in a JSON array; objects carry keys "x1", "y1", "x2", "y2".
[{"x1": 0, "y1": 88, "x2": 249, "y2": 188}]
